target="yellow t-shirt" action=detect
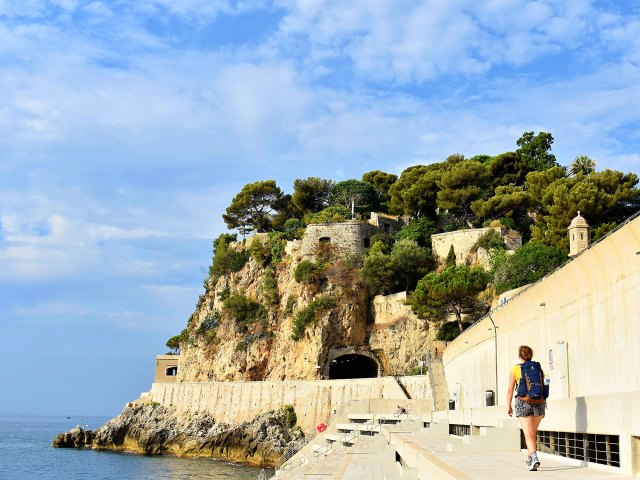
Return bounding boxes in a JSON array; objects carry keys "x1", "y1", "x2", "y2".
[{"x1": 511, "y1": 364, "x2": 523, "y2": 384}]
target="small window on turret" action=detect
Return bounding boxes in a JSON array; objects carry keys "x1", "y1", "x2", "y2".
[
  {"x1": 364, "y1": 237, "x2": 371, "y2": 248},
  {"x1": 166, "y1": 366, "x2": 177, "y2": 376},
  {"x1": 580, "y1": 233, "x2": 584, "y2": 240},
  {"x1": 572, "y1": 234, "x2": 575, "y2": 241}
]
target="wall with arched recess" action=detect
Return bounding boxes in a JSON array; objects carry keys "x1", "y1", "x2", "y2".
[
  {"x1": 442, "y1": 214, "x2": 640, "y2": 410},
  {"x1": 322, "y1": 347, "x2": 383, "y2": 379}
]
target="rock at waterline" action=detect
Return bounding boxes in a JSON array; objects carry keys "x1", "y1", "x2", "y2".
[
  {"x1": 52, "y1": 403, "x2": 304, "y2": 467},
  {"x1": 52, "y1": 426, "x2": 94, "y2": 448}
]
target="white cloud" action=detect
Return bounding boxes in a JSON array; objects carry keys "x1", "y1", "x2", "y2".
[
  {"x1": 274, "y1": 0, "x2": 601, "y2": 82},
  {"x1": 83, "y1": 1, "x2": 113, "y2": 19}
]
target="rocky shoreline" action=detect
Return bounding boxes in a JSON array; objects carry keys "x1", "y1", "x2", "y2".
[{"x1": 52, "y1": 403, "x2": 304, "y2": 467}]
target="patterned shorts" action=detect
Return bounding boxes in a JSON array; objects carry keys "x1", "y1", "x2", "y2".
[{"x1": 515, "y1": 397, "x2": 545, "y2": 417}]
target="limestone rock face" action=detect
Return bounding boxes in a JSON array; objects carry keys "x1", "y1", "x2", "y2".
[
  {"x1": 52, "y1": 403, "x2": 304, "y2": 467},
  {"x1": 176, "y1": 233, "x2": 443, "y2": 382},
  {"x1": 177, "y1": 240, "x2": 369, "y2": 382},
  {"x1": 368, "y1": 292, "x2": 440, "y2": 375}
]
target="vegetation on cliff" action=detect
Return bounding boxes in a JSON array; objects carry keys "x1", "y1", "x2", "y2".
[{"x1": 169, "y1": 131, "x2": 640, "y2": 352}]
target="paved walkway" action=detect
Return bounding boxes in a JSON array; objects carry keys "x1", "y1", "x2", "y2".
[
  {"x1": 390, "y1": 431, "x2": 628, "y2": 479},
  {"x1": 280, "y1": 431, "x2": 628, "y2": 479}
]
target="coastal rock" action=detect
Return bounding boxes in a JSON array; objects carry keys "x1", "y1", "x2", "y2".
[
  {"x1": 52, "y1": 426, "x2": 94, "y2": 448},
  {"x1": 52, "y1": 403, "x2": 304, "y2": 467}
]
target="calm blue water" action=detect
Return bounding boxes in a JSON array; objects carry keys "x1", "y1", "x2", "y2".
[{"x1": 0, "y1": 415, "x2": 271, "y2": 480}]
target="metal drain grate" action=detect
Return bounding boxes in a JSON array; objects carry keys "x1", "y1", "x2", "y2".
[{"x1": 530, "y1": 431, "x2": 620, "y2": 467}]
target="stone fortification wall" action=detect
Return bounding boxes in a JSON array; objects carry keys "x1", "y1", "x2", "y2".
[
  {"x1": 150, "y1": 376, "x2": 430, "y2": 434},
  {"x1": 369, "y1": 212, "x2": 403, "y2": 232},
  {"x1": 299, "y1": 221, "x2": 378, "y2": 258},
  {"x1": 372, "y1": 291, "x2": 413, "y2": 324},
  {"x1": 431, "y1": 227, "x2": 521, "y2": 265}
]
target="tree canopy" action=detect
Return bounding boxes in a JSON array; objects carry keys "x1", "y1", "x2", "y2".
[
  {"x1": 223, "y1": 180, "x2": 284, "y2": 234},
  {"x1": 291, "y1": 177, "x2": 334, "y2": 213},
  {"x1": 516, "y1": 131, "x2": 559, "y2": 171},
  {"x1": 410, "y1": 265, "x2": 489, "y2": 333},
  {"x1": 362, "y1": 170, "x2": 398, "y2": 211},
  {"x1": 329, "y1": 179, "x2": 379, "y2": 214}
]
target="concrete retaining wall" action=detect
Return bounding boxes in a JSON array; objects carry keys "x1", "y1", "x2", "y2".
[
  {"x1": 150, "y1": 376, "x2": 431, "y2": 434},
  {"x1": 443, "y1": 215, "x2": 640, "y2": 408},
  {"x1": 440, "y1": 215, "x2": 640, "y2": 474}
]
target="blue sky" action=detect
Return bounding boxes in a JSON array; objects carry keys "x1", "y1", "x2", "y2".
[{"x1": 1, "y1": 0, "x2": 639, "y2": 416}]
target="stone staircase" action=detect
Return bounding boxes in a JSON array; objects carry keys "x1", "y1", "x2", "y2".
[{"x1": 275, "y1": 401, "x2": 419, "y2": 479}]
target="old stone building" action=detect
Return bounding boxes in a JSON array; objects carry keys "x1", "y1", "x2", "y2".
[
  {"x1": 299, "y1": 212, "x2": 403, "y2": 258},
  {"x1": 430, "y1": 227, "x2": 522, "y2": 266}
]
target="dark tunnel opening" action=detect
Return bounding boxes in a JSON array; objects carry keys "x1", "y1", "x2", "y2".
[{"x1": 328, "y1": 354, "x2": 378, "y2": 379}]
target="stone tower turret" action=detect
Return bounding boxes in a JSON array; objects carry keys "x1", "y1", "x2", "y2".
[{"x1": 568, "y1": 211, "x2": 590, "y2": 257}]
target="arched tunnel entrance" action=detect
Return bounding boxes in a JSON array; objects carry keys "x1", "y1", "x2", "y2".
[{"x1": 328, "y1": 354, "x2": 379, "y2": 379}]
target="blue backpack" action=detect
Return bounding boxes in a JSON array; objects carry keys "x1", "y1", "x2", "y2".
[{"x1": 517, "y1": 361, "x2": 549, "y2": 404}]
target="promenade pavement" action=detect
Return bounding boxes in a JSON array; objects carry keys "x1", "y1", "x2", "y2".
[
  {"x1": 388, "y1": 430, "x2": 629, "y2": 480},
  {"x1": 281, "y1": 431, "x2": 628, "y2": 479}
]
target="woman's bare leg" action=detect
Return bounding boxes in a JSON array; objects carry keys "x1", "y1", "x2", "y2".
[
  {"x1": 519, "y1": 416, "x2": 537, "y2": 455},
  {"x1": 520, "y1": 415, "x2": 544, "y2": 455}
]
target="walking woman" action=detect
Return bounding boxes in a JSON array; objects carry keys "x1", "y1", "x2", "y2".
[{"x1": 507, "y1": 345, "x2": 545, "y2": 471}]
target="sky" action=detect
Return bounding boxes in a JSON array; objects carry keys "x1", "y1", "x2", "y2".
[{"x1": 0, "y1": 0, "x2": 639, "y2": 416}]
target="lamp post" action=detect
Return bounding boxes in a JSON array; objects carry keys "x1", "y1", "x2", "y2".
[{"x1": 487, "y1": 314, "x2": 499, "y2": 401}]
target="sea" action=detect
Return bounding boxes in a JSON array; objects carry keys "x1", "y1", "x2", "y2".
[{"x1": 0, "y1": 415, "x2": 271, "y2": 480}]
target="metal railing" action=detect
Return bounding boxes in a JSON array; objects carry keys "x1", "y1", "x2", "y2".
[
  {"x1": 313, "y1": 442, "x2": 333, "y2": 457},
  {"x1": 274, "y1": 398, "x2": 359, "y2": 472},
  {"x1": 339, "y1": 429, "x2": 359, "y2": 445},
  {"x1": 279, "y1": 455, "x2": 306, "y2": 471}
]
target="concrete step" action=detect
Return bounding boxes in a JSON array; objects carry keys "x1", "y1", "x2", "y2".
[{"x1": 447, "y1": 421, "x2": 521, "y2": 453}]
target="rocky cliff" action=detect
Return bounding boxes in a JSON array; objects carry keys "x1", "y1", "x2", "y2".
[
  {"x1": 176, "y1": 236, "x2": 437, "y2": 382},
  {"x1": 53, "y1": 403, "x2": 304, "y2": 467}
]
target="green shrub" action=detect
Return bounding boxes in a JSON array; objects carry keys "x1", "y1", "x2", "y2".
[
  {"x1": 217, "y1": 285, "x2": 230, "y2": 302},
  {"x1": 283, "y1": 296, "x2": 296, "y2": 317},
  {"x1": 209, "y1": 234, "x2": 249, "y2": 282},
  {"x1": 492, "y1": 242, "x2": 566, "y2": 294},
  {"x1": 223, "y1": 293, "x2": 267, "y2": 324},
  {"x1": 249, "y1": 235, "x2": 270, "y2": 265},
  {"x1": 235, "y1": 339, "x2": 248, "y2": 352},
  {"x1": 436, "y1": 321, "x2": 471, "y2": 341},
  {"x1": 395, "y1": 217, "x2": 437, "y2": 248},
  {"x1": 306, "y1": 205, "x2": 351, "y2": 224},
  {"x1": 294, "y1": 260, "x2": 326, "y2": 284},
  {"x1": 281, "y1": 404, "x2": 297, "y2": 427},
  {"x1": 261, "y1": 267, "x2": 279, "y2": 306},
  {"x1": 291, "y1": 295, "x2": 336, "y2": 341},
  {"x1": 236, "y1": 332, "x2": 270, "y2": 352},
  {"x1": 406, "y1": 366, "x2": 426, "y2": 376},
  {"x1": 446, "y1": 245, "x2": 456, "y2": 266},
  {"x1": 268, "y1": 231, "x2": 287, "y2": 263},
  {"x1": 470, "y1": 229, "x2": 506, "y2": 253},
  {"x1": 249, "y1": 232, "x2": 287, "y2": 266},
  {"x1": 282, "y1": 218, "x2": 305, "y2": 240},
  {"x1": 196, "y1": 310, "x2": 220, "y2": 335}
]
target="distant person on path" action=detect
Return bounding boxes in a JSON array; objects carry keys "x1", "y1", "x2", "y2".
[
  {"x1": 507, "y1": 345, "x2": 545, "y2": 471},
  {"x1": 396, "y1": 405, "x2": 407, "y2": 414}
]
